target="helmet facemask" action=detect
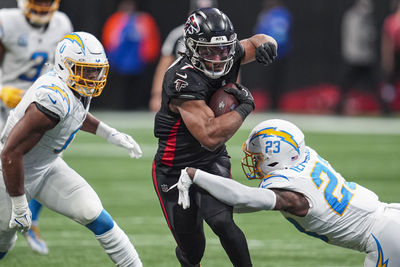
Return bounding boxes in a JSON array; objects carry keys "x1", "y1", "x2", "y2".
[
  {"x1": 64, "y1": 58, "x2": 109, "y2": 97},
  {"x1": 18, "y1": 0, "x2": 60, "y2": 26},
  {"x1": 241, "y1": 142, "x2": 267, "y2": 180},
  {"x1": 187, "y1": 35, "x2": 236, "y2": 79},
  {"x1": 184, "y1": 8, "x2": 237, "y2": 79}
]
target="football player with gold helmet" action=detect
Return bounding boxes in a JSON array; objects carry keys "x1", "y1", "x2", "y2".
[{"x1": 0, "y1": 32, "x2": 143, "y2": 266}]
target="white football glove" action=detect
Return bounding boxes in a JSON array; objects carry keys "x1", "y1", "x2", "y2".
[
  {"x1": 9, "y1": 194, "x2": 32, "y2": 234},
  {"x1": 96, "y1": 121, "x2": 143, "y2": 159},
  {"x1": 177, "y1": 168, "x2": 193, "y2": 209},
  {"x1": 107, "y1": 131, "x2": 143, "y2": 159}
]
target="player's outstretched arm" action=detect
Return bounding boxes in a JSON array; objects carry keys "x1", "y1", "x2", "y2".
[
  {"x1": 178, "y1": 167, "x2": 276, "y2": 212},
  {"x1": 240, "y1": 34, "x2": 278, "y2": 65},
  {"x1": 179, "y1": 168, "x2": 310, "y2": 216},
  {"x1": 82, "y1": 113, "x2": 142, "y2": 159}
]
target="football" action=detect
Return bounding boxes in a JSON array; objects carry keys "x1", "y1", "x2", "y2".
[{"x1": 208, "y1": 83, "x2": 239, "y2": 117}]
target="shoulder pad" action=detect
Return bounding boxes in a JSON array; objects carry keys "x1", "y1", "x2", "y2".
[
  {"x1": 165, "y1": 62, "x2": 209, "y2": 101},
  {"x1": 34, "y1": 83, "x2": 71, "y2": 120}
]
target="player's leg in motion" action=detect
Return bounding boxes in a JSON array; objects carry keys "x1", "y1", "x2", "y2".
[
  {"x1": 24, "y1": 199, "x2": 49, "y2": 254},
  {"x1": 152, "y1": 163, "x2": 204, "y2": 266},
  {"x1": 36, "y1": 158, "x2": 142, "y2": 267},
  {"x1": 173, "y1": 204, "x2": 205, "y2": 266},
  {"x1": 203, "y1": 157, "x2": 252, "y2": 267}
]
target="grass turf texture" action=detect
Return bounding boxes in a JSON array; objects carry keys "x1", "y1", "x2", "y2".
[{"x1": 2, "y1": 112, "x2": 399, "y2": 267}]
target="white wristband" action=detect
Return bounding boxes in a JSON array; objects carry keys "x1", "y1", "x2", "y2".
[
  {"x1": 96, "y1": 121, "x2": 116, "y2": 139},
  {"x1": 10, "y1": 194, "x2": 28, "y2": 211}
]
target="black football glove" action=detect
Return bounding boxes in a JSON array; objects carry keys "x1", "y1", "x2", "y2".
[
  {"x1": 224, "y1": 83, "x2": 255, "y2": 120},
  {"x1": 256, "y1": 42, "x2": 277, "y2": 66}
]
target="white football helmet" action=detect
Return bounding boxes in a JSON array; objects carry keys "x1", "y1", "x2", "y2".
[
  {"x1": 241, "y1": 119, "x2": 306, "y2": 179},
  {"x1": 54, "y1": 32, "x2": 109, "y2": 97},
  {"x1": 17, "y1": 0, "x2": 60, "y2": 26}
]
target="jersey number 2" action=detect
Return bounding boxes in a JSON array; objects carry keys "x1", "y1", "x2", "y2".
[
  {"x1": 18, "y1": 52, "x2": 48, "y2": 82},
  {"x1": 310, "y1": 160, "x2": 355, "y2": 216}
]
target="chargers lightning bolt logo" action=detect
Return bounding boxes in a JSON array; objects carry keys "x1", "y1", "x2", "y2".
[
  {"x1": 372, "y1": 234, "x2": 389, "y2": 267},
  {"x1": 250, "y1": 127, "x2": 300, "y2": 154},
  {"x1": 60, "y1": 33, "x2": 85, "y2": 54},
  {"x1": 42, "y1": 84, "x2": 70, "y2": 113}
]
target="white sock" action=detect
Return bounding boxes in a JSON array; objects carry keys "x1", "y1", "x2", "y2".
[{"x1": 96, "y1": 223, "x2": 142, "y2": 267}]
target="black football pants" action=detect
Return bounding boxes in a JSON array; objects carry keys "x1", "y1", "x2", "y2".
[{"x1": 152, "y1": 157, "x2": 252, "y2": 266}]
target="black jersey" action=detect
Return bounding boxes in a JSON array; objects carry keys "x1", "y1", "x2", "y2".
[{"x1": 154, "y1": 40, "x2": 245, "y2": 169}]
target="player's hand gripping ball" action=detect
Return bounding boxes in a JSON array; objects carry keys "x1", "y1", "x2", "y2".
[{"x1": 208, "y1": 83, "x2": 239, "y2": 117}]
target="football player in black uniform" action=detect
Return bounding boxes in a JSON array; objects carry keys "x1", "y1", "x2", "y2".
[{"x1": 152, "y1": 7, "x2": 277, "y2": 267}]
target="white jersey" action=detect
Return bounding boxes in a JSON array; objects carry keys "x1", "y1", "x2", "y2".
[
  {"x1": 259, "y1": 147, "x2": 380, "y2": 252},
  {"x1": 0, "y1": 70, "x2": 90, "y2": 193},
  {"x1": 0, "y1": 8, "x2": 73, "y2": 90}
]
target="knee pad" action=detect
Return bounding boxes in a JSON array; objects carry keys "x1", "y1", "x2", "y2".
[
  {"x1": 73, "y1": 197, "x2": 103, "y2": 225},
  {"x1": 85, "y1": 209, "x2": 114, "y2": 235}
]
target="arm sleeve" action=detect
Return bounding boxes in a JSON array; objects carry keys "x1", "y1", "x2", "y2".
[{"x1": 193, "y1": 169, "x2": 276, "y2": 212}]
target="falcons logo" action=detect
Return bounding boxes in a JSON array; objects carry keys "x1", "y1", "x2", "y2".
[
  {"x1": 184, "y1": 14, "x2": 200, "y2": 35},
  {"x1": 174, "y1": 79, "x2": 188, "y2": 92}
]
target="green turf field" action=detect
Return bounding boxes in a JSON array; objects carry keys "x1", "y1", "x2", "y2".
[{"x1": 2, "y1": 112, "x2": 400, "y2": 267}]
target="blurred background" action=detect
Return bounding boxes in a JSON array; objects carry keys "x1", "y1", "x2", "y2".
[{"x1": 1, "y1": 0, "x2": 399, "y2": 115}]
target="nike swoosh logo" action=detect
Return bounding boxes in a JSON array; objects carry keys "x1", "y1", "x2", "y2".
[
  {"x1": 176, "y1": 72, "x2": 187, "y2": 79},
  {"x1": 48, "y1": 95, "x2": 57, "y2": 104}
]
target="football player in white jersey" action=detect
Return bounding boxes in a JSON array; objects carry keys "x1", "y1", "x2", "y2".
[
  {"x1": 0, "y1": 31, "x2": 143, "y2": 267},
  {"x1": 177, "y1": 119, "x2": 400, "y2": 267},
  {"x1": 0, "y1": 0, "x2": 73, "y2": 254}
]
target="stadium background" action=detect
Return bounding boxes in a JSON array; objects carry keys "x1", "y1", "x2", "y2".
[
  {"x1": 0, "y1": 1, "x2": 400, "y2": 266},
  {"x1": 1, "y1": 0, "x2": 397, "y2": 113}
]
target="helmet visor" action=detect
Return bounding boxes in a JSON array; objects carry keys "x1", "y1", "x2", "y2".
[
  {"x1": 193, "y1": 40, "x2": 236, "y2": 78},
  {"x1": 197, "y1": 43, "x2": 235, "y2": 61}
]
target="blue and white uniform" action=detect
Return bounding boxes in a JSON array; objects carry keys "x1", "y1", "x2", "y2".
[
  {"x1": 0, "y1": 8, "x2": 72, "y2": 128},
  {"x1": 191, "y1": 145, "x2": 400, "y2": 267},
  {"x1": 0, "y1": 70, "x2": 142, "y2": 266},
  {"x1": 259, "y1": 147, "x2": 400, "y2": 266},
  {"x1": 0, "y1": 71, "x2": 101, "y2": 246},
  {"x1": 0, "y1": 8, "x2": 72, "y2": 90}
]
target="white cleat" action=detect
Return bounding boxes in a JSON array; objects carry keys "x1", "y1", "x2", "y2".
[{"x1": 24, "y1": 225, "x2": 49, "y2": 255}]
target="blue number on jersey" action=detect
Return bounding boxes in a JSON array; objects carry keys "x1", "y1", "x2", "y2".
[
  {"x1": 18, "y1": 52, "x2": 49, "y2": 82},
  {"x1": 54, "y1": 126, "x2": 81, "y2": 154},
  {"x1": 311, "y1": 160, "x2": 354, "y2": 216}
]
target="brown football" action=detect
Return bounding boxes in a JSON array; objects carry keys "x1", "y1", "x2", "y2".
[{"x1": 208, "y1": 83, "x2": 239, "y2": 117}]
